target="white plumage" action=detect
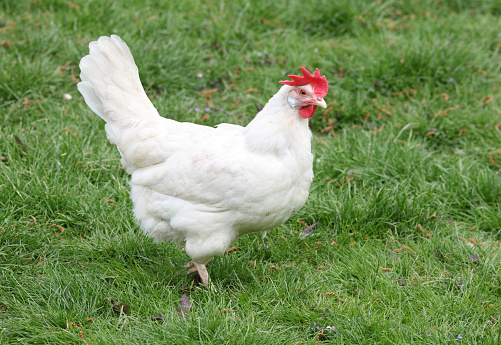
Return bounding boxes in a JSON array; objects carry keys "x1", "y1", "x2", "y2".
[{"x1": 78, "y1": 35, "x2": 328, "y2": 285}]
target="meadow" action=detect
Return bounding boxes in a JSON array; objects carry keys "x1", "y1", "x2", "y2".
[{"x1": 1, "y1": 0, "x2": 500, "y2": 343}]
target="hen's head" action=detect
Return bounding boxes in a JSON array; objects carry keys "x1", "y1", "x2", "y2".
[{"x1": 280, "y1": 67, "x2": 328, "y2": 118}]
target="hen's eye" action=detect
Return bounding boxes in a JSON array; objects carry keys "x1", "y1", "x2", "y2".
[{"x1": 299, "y1": 90, "x2": 306, "y2": 96}]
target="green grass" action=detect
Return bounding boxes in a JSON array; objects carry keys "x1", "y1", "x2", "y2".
[{"x1": 1, "y1": 0, "x2": 501, "y2": 343}]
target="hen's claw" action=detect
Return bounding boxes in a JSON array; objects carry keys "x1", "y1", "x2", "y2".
[{"x1": 185, "y1": 261, "x2": 211, "y2": 287}]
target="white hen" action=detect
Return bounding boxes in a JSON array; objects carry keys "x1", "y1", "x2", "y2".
[{"x1": 78, "y1": 35, "x2": 328, "y2": 285}]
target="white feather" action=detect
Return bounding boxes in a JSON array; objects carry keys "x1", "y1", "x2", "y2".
[{"x1": 78, "y1": 35, "x2": 314, "y2": 266}]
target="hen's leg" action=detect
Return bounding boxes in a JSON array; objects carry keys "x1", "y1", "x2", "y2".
[{"x1": 185, "y1": 261, "x2": 210, "y2": 286}]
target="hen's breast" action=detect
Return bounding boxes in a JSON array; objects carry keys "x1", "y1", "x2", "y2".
[
  {"x1": 227, "y1": 149, "x2": 314, "y2": 235},
  {"x1": 130, "y1": 144, "x2": 312, "y2": 239}
]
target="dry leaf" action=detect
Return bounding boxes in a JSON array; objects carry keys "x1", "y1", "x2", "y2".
[
  {"x1": 244, "y1": 88, "x2": 259, "y2": 93},
  {"x1": 434, "y1": 248, "x2": 446, "y2": 262},
  {"x1": 417, "y1": 224, "x2": 432, "y2": 237},
  {"x1": 177, "y1": 293, "x2": 191, "y2": 319},
  {"x1": 50, "y1": 224, "x2": 65, "y2": 233},
  {"x1": 79, "y1": 330, "x2": 88, "y2": 345},
  {"x1": 466, "y1": 254, "x2": 480, "y2": 264},
  {"x1": 468, "y1": 238, "x2": 482, "y2": 246},
  {"x1": 71, "y1": 74, "x2": 80, "y2": 83},
  {"x1": 316, "y1": 331, "x2": 326, "y2": 341},
  {"x1": 395, "y1": 246, "x2": 416, "y2": 254},
  {"x1": 0, "y1": 21, "x2": 15, "y2": 32},
  {"x1": 483, "y1": 95, "x2": 494, "y2": 104},
  {"x1": 69, "y1": 1, "x2": 81, "y2": 10},
  {"x1": 150, "y1": 315, "x2": 164, "y2": 322},
  {"x1": 226, "y1": 246, "x2": 238, "y2": 254},
  {"x1": 112, "y1": 301, "x2": 131, "y2": 315},
  {"x1": 178, "y1": 284, "x2": 194, "y2": 293},
  {"x1": 489, "y1": 155, "x2": 499, "y2": 167},
  {"x1": 300, "y1": 220, "x2": 319, "y2": 237},
  {"x1": 56, "y1": 61, "x2": 72, "y2": 75},
  {"x1": 199, "y1": 88, "x2": 218, "y2": 99},
  {"x1": 355, "y1": 16, "x2": 366, "y2": 23},
  {"x1": 14, "y1": 135, "x2": 31, "y2": 151},
  {"x1": 217, "y1": 308, "x2": 233, "y2": 317}
]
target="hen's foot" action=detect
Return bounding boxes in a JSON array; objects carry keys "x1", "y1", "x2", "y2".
[{"x1": 185, "y1": 261, "x2": 211, "y2": 287}]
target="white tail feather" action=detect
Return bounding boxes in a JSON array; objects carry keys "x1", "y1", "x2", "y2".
[{"x1": 77, "y1": 35, "x2": 160, "y2": 127}]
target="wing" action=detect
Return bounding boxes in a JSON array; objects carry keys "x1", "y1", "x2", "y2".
[
  {"x1": 129, "y1": 123, "x2": 311, "y2": 230},
  {"x1": 128, "y1": 122, "x2": 249, "y2": 206},
  {"x1": 110, "y1": 117, "x2": 230, "y2": 173}
]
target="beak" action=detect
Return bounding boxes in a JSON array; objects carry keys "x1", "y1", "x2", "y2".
[{"x1": 315, "y1": 97, "x2": 327, "y2": 108}]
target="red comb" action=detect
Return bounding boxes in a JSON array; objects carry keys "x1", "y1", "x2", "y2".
[{"x1": 279, "y1": 67, "x2": 328, "y2": 98}]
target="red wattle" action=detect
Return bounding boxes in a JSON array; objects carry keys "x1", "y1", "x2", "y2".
[{"x1": 299, "y1": 105, "x2": 317, "y2": 118}]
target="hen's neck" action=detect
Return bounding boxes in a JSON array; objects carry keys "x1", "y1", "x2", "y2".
[{"x1": 244, "y1": 85, "x2": 312, "y2": 157}]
